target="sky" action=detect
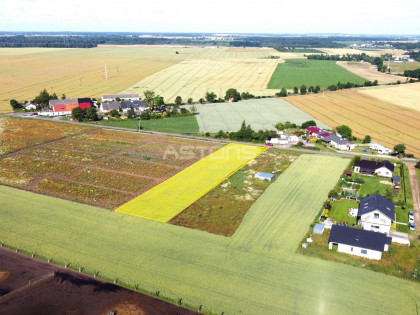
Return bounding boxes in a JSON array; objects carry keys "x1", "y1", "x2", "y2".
[{"x1": 0, "y1": 0, "x2": 420, "y2": 35}]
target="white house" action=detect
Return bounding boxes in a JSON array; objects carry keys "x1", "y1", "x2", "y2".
[
  {"x1": 353, "y1": 160, "x2": 394, "y2": 178},
  {"x1": 334, "y1": 139, "x2": 355, "y2": 151},
  {"x1": 24, "y1": 102, "x2": 37, "y2": 111},
  {"x1": 102, "y1": 94, "x2": 140, "y2": 102},
  {"x1": 255, "y1": 172, "x2": 275, "y2": 181},
  {"x1": 328, "y1": 225, "x2": 392, "y2": 260},
  {"x1": 357, "y1": 194, "x2": 395, "y2": 235}
]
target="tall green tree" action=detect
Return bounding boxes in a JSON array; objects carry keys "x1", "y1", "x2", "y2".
[
  {"x1": 363, "y1": 135, "x2": 371, "y2": 143},
  {"x1": 394, "y1": 143, "x2": 406, "y2": 155},
  {"x1": 72, "y1": 107, "x2": 85, "y2": 121},
  {"x1": 187, "y1": 98, "x2": 193, "y2": 104},
  {"x1": 126, "y1": 107, "x2": 136, "y2": 119},
  {"x1": 300, "y1": 84, "x2": 307, "y2": 95},
  {"x1": 205, "y1": 92, "x2": 217, "y2": 103},
  {"x1": 154, "y1": 95, "x2": 164, "y2": 106},
  {"x1": 293, "y1": 87, "x2": 299, "y2": 94},
  {"x1": 336, "y1": 125, "x2": 352, "y2": 139},
  {"x1": 143, "y1": 90, "x2": 155, "y2": 106},
  {"x1": 85, "y1": 107, "x2": 98, "y2": 121},
  {"x1": 33, "y1": 89, "x2": 52, "y2": 107},
  {"x1": 10, "y1": 99, "x2": 22, "y2": 110},
  {"x1": 225, "y1": 88, "x2": 240, "y2": 102},
  {"x1": 175, "y1": 96, "x2": 183, "y2": 106}
]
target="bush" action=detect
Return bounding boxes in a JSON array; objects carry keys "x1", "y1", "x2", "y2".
[{"x1": 140, "y1": 111, "x2": 151, "y2": 120}]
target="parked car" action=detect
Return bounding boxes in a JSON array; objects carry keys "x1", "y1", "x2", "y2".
[
  {"x1": 409, "y1": 211, "x2": 414, "y2": 224},
  {"x1": 265, "y1": 143, "x2": 273, "y2": 147},
  {"x1": 409, "y1": 222, "x2": 415, "y2": 231}
]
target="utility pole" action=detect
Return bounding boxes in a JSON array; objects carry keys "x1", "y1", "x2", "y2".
[{"x1": 105, "y1": 64, "x2": 108, "y2": 80}]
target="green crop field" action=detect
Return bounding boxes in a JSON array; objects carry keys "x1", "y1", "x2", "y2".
[
  {"x1": 267, "y1": 59, "x2": 366, "y2": 90},
  {"x1": 93, "y1": 116, "x2": 199, "y2": 134},
  {"x1": 185, "y1": 98, "x2": 329, "y2": 133},
  {"x1": 2, "y1": 154, "x2": 420, "y2": 314}
]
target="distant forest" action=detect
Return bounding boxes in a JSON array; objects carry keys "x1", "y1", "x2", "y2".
[{"x1": 0, "y1": 33, "x2": 414, "y2": 49}]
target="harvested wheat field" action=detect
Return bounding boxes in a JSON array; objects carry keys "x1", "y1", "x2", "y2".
[
  {"x1": 122, "y1": 58, "x2": 281, "y2": 102},
  {"x1": 357, "y1": 82, "x2": 420, "y2": 112},
  {"x1": 0, "y1": 47, "x2": 180, "y2": 113},
  {"x1": 287, "y1": 89, "x2": 420, "y2": 156},
  {"x1": 336, "y1": 61, "x2": 403, "y2": 84},
  {"x1": 319, "y1": 48, "x2": 406, "y2": 57}
]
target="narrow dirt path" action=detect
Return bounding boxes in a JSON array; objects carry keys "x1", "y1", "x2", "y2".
[{"x1": 407, "y1": 164, "x2": 420, "y2": 234}]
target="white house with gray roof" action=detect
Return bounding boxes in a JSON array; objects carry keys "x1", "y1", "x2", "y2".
[
  {"x1": 102, "y1": 93, "x2": 140, "y2": 102},
  {"x1": 357, "y1": 194, "x2": 395, "y2": 234}
]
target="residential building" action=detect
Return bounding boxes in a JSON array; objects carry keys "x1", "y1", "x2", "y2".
[
  {"x1": 328, "y1": 225, "x2": 392, "y2": 260},
  {"x1": 102, "y1": 94, "x2": 140, "y2": 102},
  {"x1": 357, "y1": 194, "x2": 395, "y2": 234},
  {"x1": 100, "y1": 100, "x2": 145, "y2": 113},
  {"x1": 353, "y1": 160, "x2": 394, "y2": 178}
]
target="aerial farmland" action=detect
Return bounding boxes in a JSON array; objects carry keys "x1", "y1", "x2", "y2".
[{"x1": 1, "y1": 30, "x2": 420, "y2": 314}]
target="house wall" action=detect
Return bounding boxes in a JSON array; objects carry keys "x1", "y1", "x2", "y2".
[
  {"x1": 329, "y1": 242, "x2": 383, "y2": 260},
  {"x1": 375, "y1": 167, "x2": 393, "y2": 178},
  {"x1": 360, "y1": 211, "x2": 392, "y2": 234},
  {"x1": 354, "y1": 166, "x2": 360, "y2": 173}
]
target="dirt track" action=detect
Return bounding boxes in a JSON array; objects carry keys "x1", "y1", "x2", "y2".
[
  {"x1": 407, "y1": 164, "x2": 420, "y2": 233},
  {"x1": 0, "y1": 247, "x2": 197, "y2": 314}
]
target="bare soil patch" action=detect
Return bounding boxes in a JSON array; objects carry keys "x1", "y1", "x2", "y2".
[
  {"x1": 0, "y1": 271, "x2": 9, "y2": 282},
  {"x1": 336, "y1": 61, "x2": 403, "y2": 84},
  {"x1": 0, "y1": 247, "x2": 197, "y2": 314}
]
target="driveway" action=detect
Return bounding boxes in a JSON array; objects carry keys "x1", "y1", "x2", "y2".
[{"x1": 407, "y1": 164, "x2": 420, "y2": 234}]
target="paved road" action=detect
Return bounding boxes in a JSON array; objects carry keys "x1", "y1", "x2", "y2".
[
  {"x1": 3, "y1": 113, "x2": 356, "y2": 158},
  {"x1": 3, "y1": 113, "x2": 418, "y2": 163},
  {"x1": 407, "y1": 164, "x2": 420, "y2": 234}
]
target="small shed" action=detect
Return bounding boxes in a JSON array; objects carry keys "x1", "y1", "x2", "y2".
[
  {"x1": 313, "y1": 223, "x2": 325, "y2": 235},
  {"x1": 392, "y1": 176, "x2": 401, "y2": 188},
  {"x1": 344, "y1": 170, "x2": 352, "y2": 176},
  {"x1": 255, "y1": 172, "x2": 275, "y2": 182}
]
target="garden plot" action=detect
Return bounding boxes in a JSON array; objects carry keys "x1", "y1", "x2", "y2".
[
  {"x1": 186, "y1": 97, "x2": 328, "y2": 133},
  {"x1": 0, "y1": 122, "x2": 216, "y2": 209},
  {"x1": 116, "y1": 144, "x2": 266, "y2": 222}
]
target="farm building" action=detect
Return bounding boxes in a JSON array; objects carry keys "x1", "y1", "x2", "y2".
[
  {"x1": 353, "y1": 160, "x2": 394, "y2": 178},
  {"x1": 369, "y1": 142, "x2": 393, "y2": 154},
  {"x1": 100, "y1": 100, "x2": 146, "y2": 113},
  {"x1": 102, "y1": 94, "x2": 139, "y2": 102},
  {"x1": 255, "y1": 172, "x2": 275, "y2": 181},
  {"x1": 328, "y1": 225, "x2": 392, "y2": 260},
  {"x1": 49, "y1": 98, "x2": 92, "y2": 115},
  {"x1": 357, "y1": 194, "x2": 395, "y2": 234}
]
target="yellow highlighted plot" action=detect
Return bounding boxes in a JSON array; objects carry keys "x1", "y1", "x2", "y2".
[{"x1": 116, "y1": 143, "x2": 266, "y2": 222}]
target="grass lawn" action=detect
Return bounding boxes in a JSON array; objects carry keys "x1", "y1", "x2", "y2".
[
  {"x1": 359, "y1": 176, "x2": 392, "y2": 198},
  {"x1": 328, "y1": 200, "x2": 358, "y2": 224},
  {"x1": 267, "y1": 59, "x2": 366, "y2": 90},
  {"x1": 395, "y1": 206, "x2": 409, "y2": 224},
  {"x1": 93, "y1": 116, "x2": 199, "y2": 134},
  {"x1": 396, "y1": 224, "x2": 409, "y2": 233}
]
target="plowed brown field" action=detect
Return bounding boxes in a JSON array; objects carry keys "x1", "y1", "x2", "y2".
[{"x1": 287, "y1": 89, "x2": 420, "y2": 156}]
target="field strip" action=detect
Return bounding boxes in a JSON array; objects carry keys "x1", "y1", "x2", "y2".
[
  {"x1": 1, "y1": 155, "x2": 420, "y2": 314},
  {"x1": 231, "y1": 154, "x2": 350, "y2": 254},
  {"x1": 116, "y1": 143, "x2": 266, "y2": 222}
]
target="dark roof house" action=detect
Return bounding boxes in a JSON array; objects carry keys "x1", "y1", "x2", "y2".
[
  {"x1": 353, "y1": 160, "x2": 394, "y2": 174},
  {"x1": 329, "y1": 225, "x2": 392, "y2": 252},
  {"x1": 357, "y1": 194, "x2": 395, "y2": 221}
]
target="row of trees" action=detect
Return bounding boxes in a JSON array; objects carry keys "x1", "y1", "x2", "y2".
[
  {"x1": 71, "y1": 107, "x2": 98, "y2": 121},
  {"x1": 307, "y1": 53, "x2": 386, "y2": 71},
  {"x1": 403, "y1": 69, "x2": 420, "y2": 79},
  {"x1": 10, "y1": 89, "x2": 67, "y2": 111}
]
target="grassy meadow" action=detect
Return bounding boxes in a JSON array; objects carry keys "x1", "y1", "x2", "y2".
[
  {"x1": 287, "y1": 89, "x2": 420, "y2": 157},
  {"x1": 93, "y1": 116, "x2": 200, "y2": 134},
  {"x1": 185, "y1": 97, "x2": 329, "y2": 133},
  {"x1": 267, "y1": 59, "x2": 366, "y2": 90},
  {"x1": 4, "y1": 155, "x2": 420, "y2": 314}
]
